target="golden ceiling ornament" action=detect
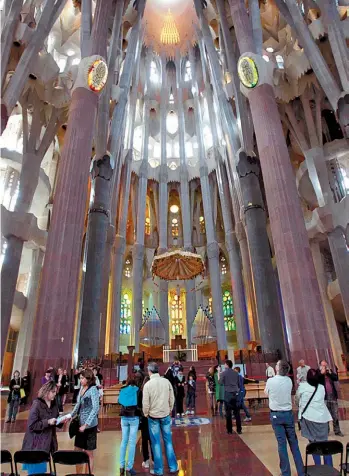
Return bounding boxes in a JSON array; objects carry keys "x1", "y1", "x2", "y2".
[
  {"x1": 151, "y1": 250, "x2": 205, "y2": 281},
  {"x1": 87, "y1": 58, "x2": 108, "y2": 92},
  {"x1": 160, "y1": 9, "x2": 180, "y2": 46},
  {"x1": 237, "y1": 56, "x2": 259, "y2": 89}
]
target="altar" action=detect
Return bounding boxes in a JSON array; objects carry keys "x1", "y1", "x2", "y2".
[{"x1": 163, "y1": 345, "x2": 198, "y2": 362}]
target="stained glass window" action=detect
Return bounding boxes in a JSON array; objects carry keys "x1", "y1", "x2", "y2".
[
  {"x1": 170, "y1": 294, "x2": 183, "y2": 336},
  {"x1": 223, "y1": 290, "x2": 235, "y2": 331},
  {"x1": 120, "y1": 292, "x2": 131, "y2": 334},
  {"x1": 171, "y1": 218, "x2": 179, "y2": 237},
  {"x1": 221, "y1": 255, "x2": 227, "y2": 275},
  {"x1": 124, "y1": 255, "x2": 132, "y2": 278}
]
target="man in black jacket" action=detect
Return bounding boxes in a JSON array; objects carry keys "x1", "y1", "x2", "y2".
[
  {"x1": 317, "y1": 359, "x2": 343, "y2": 436},
  {"x1": 218, "y1": 360, "x2": 241, "y2": 434}
]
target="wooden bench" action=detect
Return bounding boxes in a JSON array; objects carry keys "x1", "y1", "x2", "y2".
[
  {"x1": 245, "y1": 382, "x2": 268, "y2": 411},
  {"x1": 102, "y1": 384, "x2": 123, "y2": 412}
]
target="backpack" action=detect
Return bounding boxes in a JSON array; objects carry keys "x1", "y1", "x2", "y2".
[{"x1": 118, "y1": 385, "x2": 138, "y2": 407}]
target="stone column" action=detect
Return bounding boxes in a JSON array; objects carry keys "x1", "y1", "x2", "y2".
[
  {"x1": 176, "y1": 51, "x2": 196, "y2": 346},
  {"x1": 310, "y1": 240, "x2": 346, "y2": 372},
  {"x1": 237, "y1": 152, "x2": 285, "y2": 355},
  {"x1": 12, "y1": 248, "x2": 44, "y2": 375},
  {"x1": 235, "y1": 221, "x2": 259, "y2": 341},
  {"x1": 132, "y1": 92, "x2": 151, "y2": 351},
  {"x1": 205, "y1": 85, "x2": 249, "y2": 348},
  {"x1": 78, "y1": 155, "x2": 113, "y2": 361},
  {"x1": 228, "y1": 0, "x2": 332, "y2": 368},
  {"x1": 101, "y1": 21, "x2": 143, "y2": 354},
  {"x1": 1, "y1": 97, "x2": 60, "y2": 359},
  {"x1": 328, "y1": 227, "x2": 349, "y2": 323},
  {"x1": 189, "y1": 47, "x2": 227, "y2": 352},
  {"x1": 158, "y1": 54, "x2": 170, "y2": 344},
  {"x1": 28, "y1": 0, "x2": 113, "y2": 390}
]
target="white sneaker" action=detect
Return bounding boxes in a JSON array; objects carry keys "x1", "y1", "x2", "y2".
[
  {"x1": 244, "y1": 417, "x2": 252, "y2": 422},
  {"x1": 191, "y1": 411, "x2": 195, "y2": 415},
  {"x1": 142, "y1": 460, "x2": 150, "y2": 468},
  {"x1": 181, "y1": 413, "x2": 185, "y2": 417},
  {"x1": 176, "y1": 413, "x2": 180, "y2": 417}
]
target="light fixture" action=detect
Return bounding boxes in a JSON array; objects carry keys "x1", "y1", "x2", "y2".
[
  {"x1": 67, "y1": 49, "x2": 75, "y2": 56},
  {"x1": 237, "y1": 56, "x2": 259, "y2": 89},
  {"x1": 262, "y1": 55, "x2": 270, "y2": 62},
  {"x1": 72, "y1": 58, "x2": 81, "y2": 66},
  {"x1": 172, "y1": 218, "x2": 178, "y2": 224},
  {"x1": 160, "y1": 9, "x2": 180, "y2": 45},
  {"x1": 266, "y1": 47, "x2": 274, "y2": 53},
  {"x1": 170, "y1": 204, "x2": 179, "y2": 214},
  {"x1": 199, "y1": 216, "x2": 204, "y2": 222}
]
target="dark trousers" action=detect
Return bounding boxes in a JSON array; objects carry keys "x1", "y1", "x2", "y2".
[
  {"x1": 270, "y1": 410, "x2": 304, "y2": 476},
  {"x1": 224, "y1": 392, "x2": 241, "y2": 433},
  {"x1": 326, "y1": 396, "x2": 341, "y2": 434},
  {"x1": 176, "y1": 395, "x2": 184, "y2": 414},
  {"x1": 72, "y1": 388, "x2": 80, "y2": 404},
  {"x1": 186, "y1": 392, "x2": 196, "y2": 409},
  {"x1": 140, "y1": 417, "x2": 154, "y2": 463}
]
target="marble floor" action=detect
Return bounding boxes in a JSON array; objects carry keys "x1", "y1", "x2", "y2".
[{"x1": 1, "y1": 386, "x2": 349, "y2": 475}]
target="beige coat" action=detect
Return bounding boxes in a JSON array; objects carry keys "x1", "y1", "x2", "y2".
[{"x1": 142, "y1": 373, "x2": 175, "y2": 418}]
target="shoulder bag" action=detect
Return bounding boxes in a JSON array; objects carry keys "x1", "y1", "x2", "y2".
[{"x1": 297, "y1": 385, "x2": 317, "y2": 431}]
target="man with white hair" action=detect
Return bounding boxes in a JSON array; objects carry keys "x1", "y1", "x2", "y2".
[
  {"x1": 143, "y1": 363, "x2": 178, "y2": 475},
  {"x1": 296, "y1": 359, "x2": 310, "y2": 385}
]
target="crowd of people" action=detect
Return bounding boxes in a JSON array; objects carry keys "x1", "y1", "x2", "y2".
[
  {"x1": 5, "y1": 357, "x2": 345, "y2": 476},
  {"x1": 265, "y1": 358, "x2": 343, "y2": 476},
  {"x1": 119, "y1": 362, "x2": 178, "y2": 475}
]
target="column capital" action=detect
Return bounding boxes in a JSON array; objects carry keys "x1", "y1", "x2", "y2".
[
  {"x1": 237, "y1": 53, "x2": 274, "y2": 99},
  {"x1": 206, "y1": 241, "x2": 220, "y2": 260},
  {"x1": 225, "y1": 231, "x2": 236, "y2": 253},
  {"x1": 133, "y1": 242, "x2": 145, "y2": 259},
  {"x1": 91, "y1": 153, "x2": 114, "y2": 180},
  {"x1": 236, "y1": 150, "x2": 260, "y2": 178},
  {"x1": 159, "y1": 163, "x2": 168, "y2": 182},
  {"x1": 72, "y1": 55, "x2": 108, "y2": 94},
  {"x1": 200, "y1": 163, "x2": 209, "y2": 177},
  {"x1": 114, "y1": 234, "x2": 126, "y2": 254},
  {"x1": 139, "y1": 159, "x2": 148, "y2": 179}
]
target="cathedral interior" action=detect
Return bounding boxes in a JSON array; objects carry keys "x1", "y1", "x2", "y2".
[{"x1": 1, "y1": 0, "x2": 349, "y2": 473}]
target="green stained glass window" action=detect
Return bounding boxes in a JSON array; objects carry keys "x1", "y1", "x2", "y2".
[
  {"x1": 120, "y1": 292, "x2": 131, "y2": 334},
  {"x1": 222, "y1": 290, "x2": 235, "y2": 332}
]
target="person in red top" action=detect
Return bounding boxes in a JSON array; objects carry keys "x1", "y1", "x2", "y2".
[{"x1": 317, "y1": 359, "x2": 343, "y2": 437}]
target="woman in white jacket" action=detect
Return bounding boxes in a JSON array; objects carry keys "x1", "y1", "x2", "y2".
[{"x1": 296, "y1": 368, "x2": 333, "y2": 466}]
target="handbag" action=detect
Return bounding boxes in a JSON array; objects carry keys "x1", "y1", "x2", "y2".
[
  {"x1": 298, "y1": 385, "x2": 317, "y2": 431},
  {"x1": 69, "y1": 414, "x2": 80, "y2": 438}
]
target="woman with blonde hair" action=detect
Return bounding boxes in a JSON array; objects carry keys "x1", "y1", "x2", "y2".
[
  {"x1": 71, "y1": 368, "x2": 100, "y2": 474},
  {"x1": 21, "y1": 380, "x2": 60, "y2": 474}
]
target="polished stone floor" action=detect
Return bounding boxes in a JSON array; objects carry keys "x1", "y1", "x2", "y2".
[{"x1": 1, "y1": 382, "x2": 349, "y2": 475}]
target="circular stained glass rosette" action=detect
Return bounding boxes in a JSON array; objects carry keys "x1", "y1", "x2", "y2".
[
  {"x1": 87, "y1": 59, "x2": 108, "y2": 92},
  {"x1": 238, "y1": 56, "x2": 259, "y2": 89},
  {"x1": 151, "y1": 250, "x2": 205, "y2": 281}
]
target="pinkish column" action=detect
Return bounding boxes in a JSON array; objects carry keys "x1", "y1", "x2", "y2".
[
  {"x1": 228, "y1": 0, "x2": 333, "y2": 368},
  {"x1": 28, "y1": 0, "x2": 112, "y2": 393}
]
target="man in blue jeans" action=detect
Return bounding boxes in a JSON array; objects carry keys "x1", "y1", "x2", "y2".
[
  {"x1": 265, "y1": 360, "x2": 304, "y2": 476},
  {"x1": 143, "y1": 363, "x2": 178, "y2": 476}
]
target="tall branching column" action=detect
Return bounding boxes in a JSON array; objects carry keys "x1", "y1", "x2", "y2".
[
  {"x1": 110, "y1": 53, "x2": 142, "y2": 353},
  {"x1": 132, "y1": 93, "x2": 151, "y2": 352},
  {"x1": 28, "y1": 0, "x2": 113, "y2": 390},
  {"x1": 205, "y1": 86, "x2": 249, "y2": 348},
  {"x1": 176, "y1": 52, "x2": 196, "y2": 346},
  {"x1": 189, "y1": 47, "x2": 227, "y2": 353},
  {"x1": 328, "y1": 227, "x2": 349, "y2": 324},
  {"x1": 228, "y1": 0, "x2": 332, "y2": 368},
  {"x1": 1, "y1": 92, "x2": 61, "y2": 359},
  {"x1": 158, "y1": 54, "x2": 170, "y2": 344},
  {"x1": 12, "y1": 248, "x2": 44, "y2": 374},
  {"x1": 1, "y1": 0, "x2": 67, "y2": 134}
]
